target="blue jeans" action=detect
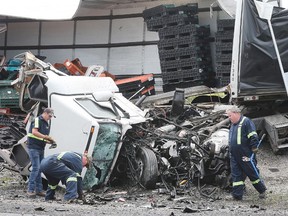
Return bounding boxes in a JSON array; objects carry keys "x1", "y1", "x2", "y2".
[{"x1": 28, "y1": 148, "x2": 44, "y2": 193}]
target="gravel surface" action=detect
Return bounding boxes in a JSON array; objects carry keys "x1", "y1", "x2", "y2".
[{"x1": 0, "y1": 141, "x2": 288, "y2": 216}]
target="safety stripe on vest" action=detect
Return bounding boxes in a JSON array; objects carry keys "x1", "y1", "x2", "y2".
[
  {"x1": 34, "y1": 117, "x2": 39, "y2": 128},
  {"x1": 27, "y1": 133, "x2": 44, "y2": 141},
  {"x1": 27, "y1": 117, "x2": 43, "y2": 141},
  {"x1": 251, "y1": 179, "x2": 260, "y2": 185},
  {"x1": 57, "y1": 152, "x2": 81, "y2": 160},
  {"x1": 57, "y1": 152, "x2": 67, "y2": 160},
  {"x1": 48, "y1": 184, "x2": 57, "y2": 190},
  {"x1": 67, "y1": 177, "x2": 77, "y2": 182},
  {"x1": 233, "y1": 181, "x2": 244, "y2": 187},
  {"x1": 247, "y1": 131, "x2": 257, "y2": 139},
  {"x1": 237, "y1": 117, "x2": 246, "y2": 145}
]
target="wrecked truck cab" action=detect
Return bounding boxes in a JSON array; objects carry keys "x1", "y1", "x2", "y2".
[
  {"x1": 1, "y1": 52, "x2": 159, "y2": 190},
  {"x1": 35, "y1": 74, "x2": 156, "y2": 190}
]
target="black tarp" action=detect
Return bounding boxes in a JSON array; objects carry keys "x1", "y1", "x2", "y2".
[{"x1": 239, "y1": 0, "x2": 288, "y2": 94}]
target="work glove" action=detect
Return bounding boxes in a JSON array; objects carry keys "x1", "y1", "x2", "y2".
[
  {"x1": 252, "y1": 147, "x2": 258, "y2": 154},
  {"x1": 44, "y1": 135, "x2": 55, "y2": 143},
  {"x1": 49, "y1": 143, "x2": 57, "y2": 149}
]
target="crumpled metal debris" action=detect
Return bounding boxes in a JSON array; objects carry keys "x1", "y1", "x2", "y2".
[{"x1": 109, "y1": 88, "x2": 232, "y2": 200}]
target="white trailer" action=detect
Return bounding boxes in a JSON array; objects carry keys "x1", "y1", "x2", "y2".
[{"x1": 228, "y1": 0, "x2": 288, "y2": 153}]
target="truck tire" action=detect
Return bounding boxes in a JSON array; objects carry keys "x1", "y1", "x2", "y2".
[{"x1": 135, "y1": 146, "x2": 158, "y2": 189}]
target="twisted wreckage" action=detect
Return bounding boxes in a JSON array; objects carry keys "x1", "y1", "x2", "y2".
[
  {"x1": 0, "y1": 52, "x2": 232, "y2": 198},
  {"x1": 1, "y1": 0, "x2": 288, "y2": 201}
]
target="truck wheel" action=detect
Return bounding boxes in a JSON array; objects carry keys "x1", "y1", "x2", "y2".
[{"x1": 135, "y1": 147, "x2": 158, "y2": 189}]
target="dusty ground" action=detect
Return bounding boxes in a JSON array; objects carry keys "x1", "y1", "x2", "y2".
[{"x1": 0, "y1": 141, "x2": 288, "y2": 216}]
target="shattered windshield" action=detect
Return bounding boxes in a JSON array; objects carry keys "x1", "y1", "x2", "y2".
[
  {"x1": 75, "y1": 98, "x2": 117, "y2": 119},
  {"x1": 83, "y1": 123, "x2": 121, "y2": 190}
]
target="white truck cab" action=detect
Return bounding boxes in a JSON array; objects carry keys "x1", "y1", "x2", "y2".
[{"x1": 3, "y1": 52, "x2": 158, "y2": 190}]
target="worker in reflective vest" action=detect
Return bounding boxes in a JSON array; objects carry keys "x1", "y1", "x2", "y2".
[
  {"x1": 226, "y1": 106, "x2": 266, "y2": 200},
  {"x1": 26, "y1": 107, "x2": 55, "y2": 198},
  {"x1": 40, "y1": 151, "x2": 91, "y2": 202}
]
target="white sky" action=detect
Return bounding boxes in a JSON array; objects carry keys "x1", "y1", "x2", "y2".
[
  {"x1": 0, "y1": 0, "x2": 80, "y2": 20},
  {"x1": 281, "y1": 0, "x2": 288, "y2": 8}
]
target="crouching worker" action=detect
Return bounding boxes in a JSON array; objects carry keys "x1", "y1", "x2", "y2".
[{"x1": 40, "y1": 151, "x2": 91, "y2": 202}]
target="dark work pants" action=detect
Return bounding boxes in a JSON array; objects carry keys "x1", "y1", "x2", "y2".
[
  {"x1": 40, "y1": 156, "x2": 78, "y2": 201},
  {"x1": 230, "y1": 155, "x2": 266, "y2": 199}
]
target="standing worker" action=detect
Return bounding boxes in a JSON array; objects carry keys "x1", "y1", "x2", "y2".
[
  {"x1": 226, "y1": 106, "x2": 266, "y2": 200},
  {"x1": 27, "y1": 107, "x2": 55, "y2": 198},
  {"x1": 40, "y1": 151, "x2": 90, "y2": 202}
]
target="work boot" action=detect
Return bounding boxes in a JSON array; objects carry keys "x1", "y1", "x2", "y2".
[
  {"x1": 27, "y1": 191, "x2": 36, "y2": 198},
  {"x1": 36, "y1": 191, "x2": 46, "y2": 197},
  {"x1": 259, "y1": 191, "x2": 266, "y2": 199}
]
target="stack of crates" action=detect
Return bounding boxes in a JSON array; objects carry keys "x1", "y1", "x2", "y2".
[
  {"x1": 0, "y1": 80, "x2": 20, "y2": 109},
  {"x1": 144, "y1": 4, "x2": 199, "y2": 32},
  {"x1": 215, "y1": 19, "x2": 235, "y2": 87},
  {"x1": 143, "y1": 4, "x2": 215, "y2": 92}
]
